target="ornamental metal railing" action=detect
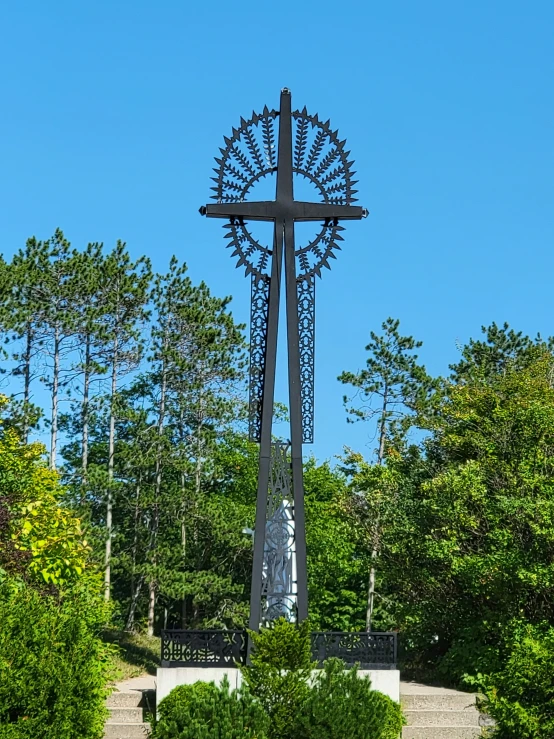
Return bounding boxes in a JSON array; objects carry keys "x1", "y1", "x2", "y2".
[
  {"x1": 311, "y1": 631, "x2": 397, "y2": 669},
  {"x1": 160, "y1": 630, "x2": 246, "y2": 668},
  {"x1": 161, "y1": 630, "x2": 397, "y2": 669}
]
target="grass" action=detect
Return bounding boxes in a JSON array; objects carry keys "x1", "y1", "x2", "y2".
[{"x1": 103, "y1": 628, "x2": 161, "y2": 681}]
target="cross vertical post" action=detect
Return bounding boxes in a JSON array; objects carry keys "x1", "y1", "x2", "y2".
[{"x1": 248, "y1": 222, "x2": 283, "y2": 633}]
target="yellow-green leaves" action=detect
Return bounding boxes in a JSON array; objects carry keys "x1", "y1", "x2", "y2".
[{"x1": 0, "y1": 398, "x2": 93, "y2": 589}]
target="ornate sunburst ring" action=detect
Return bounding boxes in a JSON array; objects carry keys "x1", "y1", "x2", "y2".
[{"x1": 210, "y1": 106, "x2": 358, "y2": 280}]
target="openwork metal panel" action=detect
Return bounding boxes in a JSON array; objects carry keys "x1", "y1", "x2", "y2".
[
  {"x1": 248, "y1": 275, "x2": 270, "y2": 442},
  {"x1": 311, "y1": 632, "x2": 397, "y2": 668},
  {"x1": 261, "y1": 442, "x2": 297, "y2": 622},
  {"x1": 297, "y1": 277, "x2": 315, "y2": 444},
  {"x1": 160, "y1": 630, "x2": 245, "y2": 667},
  {"x1": 161, "y1": 630, "x2": 397, "y2": 668}
]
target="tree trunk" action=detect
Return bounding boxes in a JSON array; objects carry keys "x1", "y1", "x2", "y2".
[
  {"x1": 49, "y1": 324, "x2": 60, "y2": 470},
  {"x1": 147, "y1": 582, "x2": 156, "y2": 637},
  {"x1": 126, "y1": 477, "x2": 142, "y2": 631},
  {"x1": 82, "y1": 333, "x2": 91, "y2": 483},
  {"x1": 366, "y1": 554, "x2": 377, "y2": 632},
  {"x1": 22, "y1": 321, "x2": 33, "y2": 444},
  {"x1": 180, "y1": 409, "x2": 187, "y2": 629},
  {"x1": 365, "y1": 386, "x2": 388, "y2": 632},
  {"x1": 148, "y1": 347, "x2": 167, "y2": 637},
  {"x1": 126, "y1": 574, "x2": 146, "y2": 632},
  {"x1": 181, "y1": 516, "x2": 187, "y2": 629},
  {"x1": 104, "y1": 336, "x2": 118, "y2": 602}
]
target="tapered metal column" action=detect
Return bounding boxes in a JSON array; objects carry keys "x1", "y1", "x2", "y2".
[
  {"x1": 248, "y1": 223, "x2": 283, "y2": 633},
  {"x1": 284, "y1": 218, "x2": 308, "y2": 621}
]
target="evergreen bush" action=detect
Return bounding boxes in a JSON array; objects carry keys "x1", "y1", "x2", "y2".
[
  {"x1": 240, "y1": 618, "x2": 313, "y2": 739},
  {"x1": 0, "y1": 580, "x2": 113, "y2": 739},
  {"x1": 153, "y1": 677, "x2": 269, "y2": 739},
  {"x1": 296, "y1": 659, "x2": 404, "y2": 739},
  {"x1": 240, "y1": 619, "x2": 404, "y2": 739}
]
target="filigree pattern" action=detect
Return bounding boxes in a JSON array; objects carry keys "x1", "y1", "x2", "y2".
[
  {"x1": 261, "y1": 442, "x2": 297, "y2": 623},
  {"x1": 249, "y1": 275, "x2": 270, "y2": 442},
  {"x1": 160, "y1": 630, "x2": 245, "y2": 667},
  {"x1": 311, "y1": 632, "x2": 397, "y2": 668},
  {"x1": 161, "y1": 629, "x2": 397, "y2": 667},
  {"x1": 297, "y1": 277, "x2": 315, "y2": 443},
  {"x1": 211, "y1": 106, "x2": 356, "y2": 280}
]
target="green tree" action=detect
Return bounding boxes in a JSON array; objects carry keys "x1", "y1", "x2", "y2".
[
  {"x1": 338, "y1": 317, "x2": 433, "y2": 630},
  {"x1": 304, "y1": 458, "x2": 366, "y2": 631},
  {"x1": 382, "y1": 341, "x2": 554, "y2": 683},
  {"x1": 0, "y1": 395, "x2": 93, "y2": 590},
  {"x1": 4, "y1": 239, "x2": 47, "y2": 443},
  {"x1": 96, "y1": 241, "x2": 151, "y2": 602},
  {"x1": 450, "y1": 320, "x2": 553, "y2": 382}
]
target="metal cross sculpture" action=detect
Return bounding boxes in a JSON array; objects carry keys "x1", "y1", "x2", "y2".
[{"x1": 200, "y1": 88, "x2": 366, "y2": 631}]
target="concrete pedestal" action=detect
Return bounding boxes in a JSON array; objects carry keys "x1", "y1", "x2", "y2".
[
  {"x1": 156, "y1": 667, "x2": 400, "y2": 707},
  {"x1": 157, "y1": 667, "x2": 241, "y2": 705}
]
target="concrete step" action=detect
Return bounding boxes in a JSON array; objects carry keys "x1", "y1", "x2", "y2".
[
  {"x1": 107, "y1": 707, "x2": 144, "y2": 724},
  {"x1": 402, "y1": 728, "x2": 481, "y2": 739},
  {"x1": 402, "y1": 693, "x2": 478, "y2": 711},
  {"x1": 404, "y1": 709, "x2": 480, "y2": 727},
  {"x1": 107, "y1": 690, "x2": 155, "y2": 708},
  {"x1": 104, "y1": 723, "x2": 151, "y2": 739}
]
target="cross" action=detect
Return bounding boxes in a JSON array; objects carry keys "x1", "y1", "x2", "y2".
[
  {"x1": 200, "y1": 89, "x2": 367, "y2": 226},
  {"x1": 200, "y1": 88, "x2": 366, "y2": 630}
]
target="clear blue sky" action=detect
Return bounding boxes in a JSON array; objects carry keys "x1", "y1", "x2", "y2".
[{"x1": 1, "y1": 1, "x2": 553, "y2": 462}]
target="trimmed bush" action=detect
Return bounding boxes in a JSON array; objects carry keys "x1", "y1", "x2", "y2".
[
  {"x1": 240, "y1": 619, "x2": 404, "y2": 739},
  {"x1": 0, "y1": 581, "x2": 112, "y2": 739},
  {"x1": 241, "y1": 618, "x2": 313, "y2": 739},
  {"x1": 296, "y1": 658, "x2": 404, "y2": 739},
  {"x1": 153, "y1": 677, "x2": 269, "y2": 739}
]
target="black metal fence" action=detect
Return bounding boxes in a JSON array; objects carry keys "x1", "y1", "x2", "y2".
[
  {"x1": 161, "y1": 630, "x2": 246, "y2": 668},
  {"x1": 311, "y1": 631, "x2": 397, "y2": 669},
  {"x1": 161, "y1": 630, "x2": 397, "y2": 669}
]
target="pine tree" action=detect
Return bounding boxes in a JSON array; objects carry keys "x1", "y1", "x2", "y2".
[
  {"x1": 338, "y1": 317, "x2": 434, "y2": 630},
  {"x1": 97, "y1": 241, "x2": 151, "y2": 602},
  {"x1": 5, "y1": 239, "x2": 46, "y2": 442},
  {"x1": 145, "y1": 256, "x2": 191, "y2": 635},
  {"x1": 72, "y1": 242, "x2": 110, "y2": 485},
  {"x1": 165, "y1": 279, "x2": 246, "y2": 626}
]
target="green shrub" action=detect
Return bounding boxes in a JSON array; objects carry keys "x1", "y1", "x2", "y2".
[
  {"x1": 241, "y1": 619, "x2": 404, "y2": 739},
  {"x1": 0, "y1": 580, "x2": 113, "y2": 739},
  {"x1": 472, "y1": 622, "x2": 554, "y2": 739},
  {"x1": 240, "y1": 618, "x2": 313, "y2": 739},
  {"x1": 153, "y1": 677, "x2": 269, "y2": 739},
  {"x1": 296, "y1": 659, "x2": 404, "y2": 739}
]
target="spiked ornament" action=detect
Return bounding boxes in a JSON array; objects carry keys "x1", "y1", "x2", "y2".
[{"x1": 208, "y1": 102, "x2": 362, "y2": 280}]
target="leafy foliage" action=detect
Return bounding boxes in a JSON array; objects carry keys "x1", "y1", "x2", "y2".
[
  {"x1": 0, "y1": 396, "x2": 92, "y2": 589},
  {"x1": 472, "y1": 622, "x2": 554, "y2": 739},
  {"x1": 240, "y1": 620, "x2": 403, "y2": 739},
  {"x1": 0, "y1": 581, "x2": 113, "y2": 739}
]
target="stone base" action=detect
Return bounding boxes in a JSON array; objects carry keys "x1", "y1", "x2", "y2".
[
  {"x1": 359, "y1": 670, "x2": 400, "y2": 702},
  {"x1": 156, "y1": 667, "x2": 400, "y2": 707},
  {"x1": 157, "y1": 667, "x2": 241, "y2": 705}
]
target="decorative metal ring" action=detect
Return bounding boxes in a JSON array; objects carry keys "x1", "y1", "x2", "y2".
[{"x1": 211, "y1": 107, "x2": 358, "y2": 280}]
